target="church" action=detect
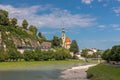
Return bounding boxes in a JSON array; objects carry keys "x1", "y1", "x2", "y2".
[{"x1": 61, "y1": 28, "x2": 71, "y2": 49}]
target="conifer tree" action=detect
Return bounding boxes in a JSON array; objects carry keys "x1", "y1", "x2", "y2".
[{"x1": 69, "y1": 40, "x2": 79, "y2": 53}]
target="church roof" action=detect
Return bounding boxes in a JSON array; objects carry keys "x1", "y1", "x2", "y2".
[{"x1": 65, "y1": 37, "x2": 71, "y2": 42}]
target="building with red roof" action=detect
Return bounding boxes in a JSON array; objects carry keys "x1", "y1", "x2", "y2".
[{"x1": 61, "y1": 28, "x2": 71, "y2": 49}]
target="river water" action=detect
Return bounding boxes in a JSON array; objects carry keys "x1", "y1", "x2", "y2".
[{"x1": 0, "y1": 62, "x2": 89, "y2": 80}]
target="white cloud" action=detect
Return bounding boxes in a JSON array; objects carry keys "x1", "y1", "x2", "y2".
[
  {"x1": 110, "y1": 24, "x2": 120, "y2": 30},
  {"x1": 113, "y1": 7, "x2": 120, "y2": 16},
  {"x1": 81, "y1": 0, "x2": 93, "y2": 4},
  {"x1": 98, "y1": 25, "x2": 106, "y2": 28},
  {"x1": 114, "y1": 28, "x2": 120, "y2": 30},
  {"x1": 0, "y1": 4, "x2": 96, "y2": 28},
  {"x1": 110, "y1": 24, "x2": 120, "y2": 28},
  {"x1": 98, "y1": 24, "x2": 120, "y2": 31},
  {"x1": 117, "y1": 0, "x2": 120, "y2": 2}
]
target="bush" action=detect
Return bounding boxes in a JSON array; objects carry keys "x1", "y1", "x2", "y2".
[
  {"x1": 54, "y1": 48, "x2": 72, "y2": 60},
  {"x1": 102, "y1": 49, "x2": 111, "y2": 61},
  {"x1": 102, "y1": 45, "x2": 120, "y2": 61},
  {"x1": 0, "y1": 52, "x2": 9, "y2": 62},
  {"x1": 24, "y1": 50, "x2": 35, "y2": 61}
]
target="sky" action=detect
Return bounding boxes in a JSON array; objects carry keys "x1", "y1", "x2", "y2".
[{"x1": 0, "y1": 0, "x2": 120, "y2": 50}]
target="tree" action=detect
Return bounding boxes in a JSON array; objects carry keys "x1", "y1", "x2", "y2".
[
  {"x1": 38, "y1": 32, "x2": 46, "y2": 43},
  {"x1": 102, "y1": 49, "x2": 111, "y2": 61},
  {"x1": 54, "y1": 48, "x2": 71, "y2": 60},
  {"x1": 81, "y1": 49, "x2": 88, "y2": 62},
  {"x1": 0, "y1": 51, "x2": 9, "y2": 62},
  {"x1": 38, "y1": 32, "x2": 42, "y2": 38},
  {"x1": 102, "y1": 45, "x2": 120, "y2": 62},
  {"x1": 29, "y1": 25, "x2": 37, "y2": 35},
  {"x1": 24, "y1": 50, "x2": 34, "y2": 61},
  {"x1": 110, "y1": 45, "x2": 120, "y2": 61},
  {"x1": 11, "y1": 18, "x2": 17, "y2": 26},
  {"x1": 8, "y1": 48, "x2": 19, "y2": 61},
  {"x1": 0, "y1": 10, "x2": 9, "y2": 25},
  {"x1": 69, "y1": 40, "x2": 79, "y2": 53},
  {"x1": 34, "y1": 48, "x2": 42, "y2": 61},
  {"x1": 52, "y1": 36, "x2": 61, "y2": 47},
  {"x1": 22, "y1": 19, "x2": 28, "y2": 29}
]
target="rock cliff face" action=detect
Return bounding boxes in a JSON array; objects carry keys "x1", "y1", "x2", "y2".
[
  {"x1": 0, "y1": 26, "x2": 40, "y2": 52},
  {"x1": 12, "y1": 36, "x2": 40, "y2": 48}
]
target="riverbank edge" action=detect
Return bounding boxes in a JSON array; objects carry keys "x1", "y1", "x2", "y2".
[{"x1": 60, "y1": 63, "x2": 97, "y2": 80}]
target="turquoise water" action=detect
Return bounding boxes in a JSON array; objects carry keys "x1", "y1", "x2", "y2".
[{"x1": 0, "y1": 62, "x2": 88, "y2": 80}]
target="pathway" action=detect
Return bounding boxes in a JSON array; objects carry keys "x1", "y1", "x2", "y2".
[{"x1": 60, "y1": 64, "x2": 97, "y2": 80}]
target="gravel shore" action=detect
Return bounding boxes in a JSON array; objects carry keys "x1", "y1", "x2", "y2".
[{"x1": 60, "y1": 64, "x2": 97, "y2": 80}]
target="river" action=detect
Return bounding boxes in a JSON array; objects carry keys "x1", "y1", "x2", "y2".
[{"x1": 0, "y1": 61, "x2": 90, "y2": 80}]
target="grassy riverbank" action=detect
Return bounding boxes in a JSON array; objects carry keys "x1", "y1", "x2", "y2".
[
  {"x1": 0, "y1": 60, "x2": 85, "y2": 80},
  {"x1": 0, "y1": 60, "x2": 83, "y2": 68},
  {"x1": 87, "y1": 63, "x2": 120, "y2": 80}
]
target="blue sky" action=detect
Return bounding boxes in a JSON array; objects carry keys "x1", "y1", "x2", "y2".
[{"x1": 0, "y1": 0, "x2": 120, "y2": 50}]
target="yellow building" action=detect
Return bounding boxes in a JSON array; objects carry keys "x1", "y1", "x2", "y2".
[{"x1": 61, "y1": 28, "x2": 71, "y2": 49}]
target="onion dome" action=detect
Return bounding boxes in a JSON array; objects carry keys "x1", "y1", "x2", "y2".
[{"x1": 65, "y1": 37, "x2": 71, "y2": 42}]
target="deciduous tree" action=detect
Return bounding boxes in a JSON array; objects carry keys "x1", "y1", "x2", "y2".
[
  {"x1": 22, "y1": 19, "x2": 28, "y2": 29},
  {"x1": 0, "y1": 10, "x2": 9, "y2": 25},
  {"x1": 52, "y1": 36, "x2": 61, "y2": 47},
  {"x1": 29, "y1": 25, "x2": 37, "y2": 35},
  {"x1": 11, "y1": 18, "x2": 17, "y2": 26}
]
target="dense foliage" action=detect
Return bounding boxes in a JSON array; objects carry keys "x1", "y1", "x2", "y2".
[
  {"x1": 102, "y1": 45, "x2": 120, "y2": 61},
  {"x1": 69, "y1": 40, "x2": 79, "y2": 53},
  {"x1": 11, "y1": 18, "x2": 17, "y2": 26},
  {"x1": 0, "y1": 9, "x2": 9, "y2": 25},
  {"x1": 22, "y1": 19, "x2": 28, "y2": 29},
  {"x1": 23, "y1": 48, "x2": 72, "y2": 61},
  {"x1": 51, "y1": 36, "x2": 61, "y2": 47},
  {"x1": 81, "y1": 49, "x2": 88, "y2": 58},
  {"x1": 38, "y1": 32, "x2": 46, "y2": 43},
  {"x1": 29, "y1": 25, "x2": 37, "y2": 35},
  {"x1": 81, "y1": 49, "x2": 102, "y2": 58}
]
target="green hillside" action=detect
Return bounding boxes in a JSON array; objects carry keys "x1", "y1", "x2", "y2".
[{"x1": 0, "y1": 9, "x2": 72, "y2": 62}]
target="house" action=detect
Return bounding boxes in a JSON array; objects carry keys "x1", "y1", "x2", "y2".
[
  {"x1": 40, "y1": 42, "x2": 51, "y2": 51},
  {"x1": 87, "y1": 49, "x2": 94, "y2": 55},
  {"x1": 91, "y1": 48, "x2": 97, "y2": 53},
  {"x1": 84, "y1": 48, "x2": 98, "y2": 55}
]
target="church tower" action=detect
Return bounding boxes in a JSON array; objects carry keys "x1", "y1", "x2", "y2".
[
  {"x1": 61, "y1": 28, "x2": 71, "y2": 49},
  {"x1": 62, "y1": 28, "x2": 66, "y2": 47}
]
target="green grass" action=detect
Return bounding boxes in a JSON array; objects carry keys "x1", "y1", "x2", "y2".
[
  {"x1": 0, "y1": 60, "x2": 83, "y2": 68},
  {"x1": 87, "y1": 63, "x2": 120, "y2": 80}
]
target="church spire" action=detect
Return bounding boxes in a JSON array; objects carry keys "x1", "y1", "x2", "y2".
[
  {"x1": 61, "y1": 27, "x2": 66, "y2": 48},
  {"x1": 62, "y1": 28, "x2": 65, "y2": 33},
  {"x1": 62, "y1": 22, "x2": 65, "y2": 33}
]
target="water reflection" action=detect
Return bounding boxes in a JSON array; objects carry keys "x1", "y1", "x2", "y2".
[
  {"x1": 0, "y1": 62, "x2": 89, "y2": 80},
  {"x1": 0, "y1": 70, "x2": 61, "y2": 80}
]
